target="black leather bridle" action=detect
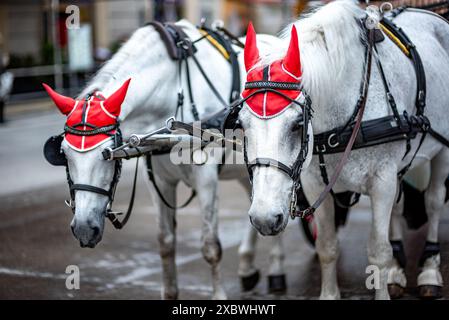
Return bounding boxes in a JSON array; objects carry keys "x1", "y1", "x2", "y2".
[
  {"x1": 225, "y1": 23, "x2": 378, "y2": 220},
  {"x1": 226, "y1": 71, "x2": 314, "y2": 219},
  {"x1": 43, "y1": 94, "x2": 137, "y2": 229}
]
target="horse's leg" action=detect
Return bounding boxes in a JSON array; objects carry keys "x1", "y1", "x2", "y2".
[
  {"x1": 237, "y1": 179, "x2": 287, "y2": 293},
  {"x1": 418, "y1": 148, "x2": 449, "y2": 299},
  {"x1": 155, "y1": 180, "x2": 179, "y2": 300},
  {"x1": 267, "y1": 235, "x2": 287, "y2": 294},
  {"x1": 237, "y1": 178, "x2": 260, "y2": 291},
  {"x1": 238, "y1": 222, "x2": 261, "y2": 291},
  {"x1": 301, "y1": 173, "x2": 340, "y2": 299},
  {"x1": 387, "y1": 193, "x2": 407, "y2": 299},
  {"x1": 314, "y1": 194, "x2": 340, "y2": 299},
  {"x1": 368, "y1": 167, "x2": 396, "y2": 300},
  {"x1": 313, "y1": 201, "x2": 340, "y2": 299},
  {"x1": 192, "y1": 166, "x2": 226, "y2": 300}
]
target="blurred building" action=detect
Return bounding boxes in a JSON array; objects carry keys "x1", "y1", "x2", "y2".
[
  {"x1": 2, "y1": 0, "x2": 444, "y2": 98},
  {"x1": 0, "y1": 0, "x2": 309, "y2": 98}
]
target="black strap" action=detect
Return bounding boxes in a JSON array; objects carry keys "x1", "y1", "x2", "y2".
[
  {"x1": 373, "y1": 45, "x2": 403, "y2": 127},
  {"x1": 296, "y1": 27, "x2": 375, "y2": 219},
  {"x1": 106, "y1": 158, "x2": 139, "y2": 229},
  {"x1": 399, "y1": 129, "x2": 428, "y2": 181},
  {"x1": 184, "y1": 57, "x2": 200, "y2": 121},
  {"x1": 380, "y1": 18, "x2": 427, "y2": 115},
  {"x1": 214, "y1": 25, "x2": 245, "y2": 49},
  {"x1": 198, "y1": 25, "x2": 242, "y2": 102},
  {"x1": 247, "y1": 157, "x2": 293, "y2": 179},
  {"x1": 70, "y1": 184, "x2": 111, "y2": 198},
  {"x1": 146, "y1": 154, "x2": 196, "y2": 209},
  {"x1": 190, "y1": 53, "x2": 228, "y2": 108},
  {"x1": 428, "y1": 127, "x2": 449, "y2": 148}
]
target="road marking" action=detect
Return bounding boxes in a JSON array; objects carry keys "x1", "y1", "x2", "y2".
[
  {"x1": 0, "y1": 267, "x2": 103, "y2": 283},
  {"x1": 0, "y1": 267, "x2": 211, "y2": 296}
]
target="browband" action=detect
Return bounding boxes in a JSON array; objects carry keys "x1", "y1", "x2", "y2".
[
  {"x1": 245, "y1": 81, "x2": 301, "y2": 91},
  {"x1": 64, "y1": 124, "x2": 118, "y2": 136}
]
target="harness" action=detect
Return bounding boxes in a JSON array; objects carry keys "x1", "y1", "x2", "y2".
[
  {"x1": 221, "y1": 10, "x2": 449, "y2": 221},
  {"x1": 41, "y1": 22, "x2": 261, "y2": 229},
  {"x1": 224, "y1": 67, "x2": 315, "y2": 219},
  {"x1": 143, "y1": 21, "x2": 243, "y2": 210},
  {"x1": 43, "y1": 94, "x2": 138, "y2": 229},
  {"x1": 313, "y1": 13, "x2": 449, "y2": 207}
]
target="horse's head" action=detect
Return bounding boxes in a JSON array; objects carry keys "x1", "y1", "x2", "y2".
[
  {"x1": 238, "y1": 23, "x2": 312, "y2": 235},
  {"x1": 43, "y1": 79, "x2": 130, "y2": 247}
]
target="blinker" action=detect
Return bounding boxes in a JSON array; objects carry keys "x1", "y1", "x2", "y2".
[{"x1": 43, "y1": 135, "x2": 67, "y2": 166}]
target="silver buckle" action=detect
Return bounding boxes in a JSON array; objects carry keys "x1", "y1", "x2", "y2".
[
  {"x1": 328, "y1": 133, "x2": 339, "y2": 148},
  {"x1": 65, "y1": 199, "x2": 75, "y2": 211}
]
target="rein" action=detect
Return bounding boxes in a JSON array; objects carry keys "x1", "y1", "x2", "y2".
[{"x1": 296, "y1": 27, "x2": 375, "y2": 218}]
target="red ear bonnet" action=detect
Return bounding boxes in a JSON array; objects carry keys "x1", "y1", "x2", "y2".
[
  {"x1": 103, "y1": 78, "x2": 131, "y2": 117},
  {"x1": 242, "y1": 25, "x2": 303, "y2": 118},
  {"x1": 283, "y1": 25, "x2": 301, "y2": 78},
  {"x1": 244, "y1": 22, "x2": 260, "y2": 72},
  {"x1": 42, "y1": 79, "x2": 131, "y2": 151},
  {"x1": 42, "y1": 83, "x2": 76, "y2": 115}
]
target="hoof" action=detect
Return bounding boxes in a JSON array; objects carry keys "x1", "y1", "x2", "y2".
[
  {"x1": 268, "y1": 274, "x2": 287, "y2": 294},
  {"x1": 388, "y1": 284, "x2": 405, "y2": 299},
  {"x1": 163, "y1": 292, "x2": 178, "y2": 300},
  {"x1": 240, "y1": 270, "x2": 260, "y2": 292},
  {"x1": 419, "y1": 285, "x2": 442, "y2": 300}
]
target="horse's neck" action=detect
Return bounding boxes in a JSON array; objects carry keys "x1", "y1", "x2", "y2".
[
  {"x1": 306, "y1": 50, "x2": 366, "y2": 134},
  {"x1": 86, "y1": 21, "x2": 234, "y2": 140}
]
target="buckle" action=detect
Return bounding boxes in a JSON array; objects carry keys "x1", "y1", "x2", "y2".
[
  {"x1": 299, "y1": 207, "x2": 315, "y2": 219},
  {"x1": 316, "y1": 144, "x2": 326, "y2": 153},
  {"x1": 65, "y1": 199, "x2": 75, "y2": 211},
  {"x1": 327, "y1": 133, "x2": 339, "y2": 148}
]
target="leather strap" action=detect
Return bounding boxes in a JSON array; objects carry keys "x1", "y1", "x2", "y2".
[
  {"x1": 146, "y1": 154, "x2": 196, "y2": 210},
  {"x1": 106, "y1": 158, "x2": 139, "y2": 229},
  {"x1": 247, "y1": 158, "x2": 293, "y2": 179},
  {"x1": 70, "y1": 184, "x2": 111, "y2": 198},
  {"x1": 295, "y1": 27, "x2": 375, "y2": 218}
]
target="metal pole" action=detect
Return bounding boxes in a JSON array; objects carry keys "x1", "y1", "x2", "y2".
[{"x1": 51, "y1": 0, "x2": 63, "y2": 91}]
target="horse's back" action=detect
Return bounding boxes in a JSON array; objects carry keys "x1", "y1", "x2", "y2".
[{"x1": 394, "y1": 10, "x2": 449, "y2": 59}]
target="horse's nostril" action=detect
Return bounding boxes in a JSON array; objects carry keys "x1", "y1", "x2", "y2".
[
  {"x1": 92, "y1": 226, "x2": 100, "y2": 238},
  {"x1": 274, "y1": 214, "x2": 283, "y2": 229}
]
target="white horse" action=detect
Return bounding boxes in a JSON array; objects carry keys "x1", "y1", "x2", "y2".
[
  {"x1": 49, "y1": 20, "x2": 286, "y2": 299},
  {"x1": 239, "y1": 1, "x2": 449, "y2": 299}
]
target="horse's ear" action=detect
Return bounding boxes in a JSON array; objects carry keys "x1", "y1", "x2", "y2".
[
  {"x1": 244, "y1": 22, "x2": 260, "y2": 72},
  {"x1": 42, "y1": 83, "x2": 76, "y2": 115},
  {"x1": 283, "y1": 25, "x2": 301, "y2": 78},
  {"x1": 103, "y1": 78, "x2": 131, "y2": 117}
]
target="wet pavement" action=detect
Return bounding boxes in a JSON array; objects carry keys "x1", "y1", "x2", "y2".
[{"x1": 0, "y1": 110, "x2": 448, "y2": 300}]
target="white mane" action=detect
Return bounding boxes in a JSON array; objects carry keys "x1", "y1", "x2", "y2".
[
  {"x1": 80, "y1": 20, "x2": 197, "y2": 99},
  {"x1": 260, "y1": 0, "x2": 364, "y2": 108}
]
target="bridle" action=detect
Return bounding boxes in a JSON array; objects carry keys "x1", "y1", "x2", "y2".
[
  {"x1": 226, "y1": 22, "x2": 377, "y2": 220},
  {"x1": 44, "y1": 94, "x2": 137, "y2": 229},
  {"x1": 226, "y1": 71, "x2": 314, "y2": 219}
]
